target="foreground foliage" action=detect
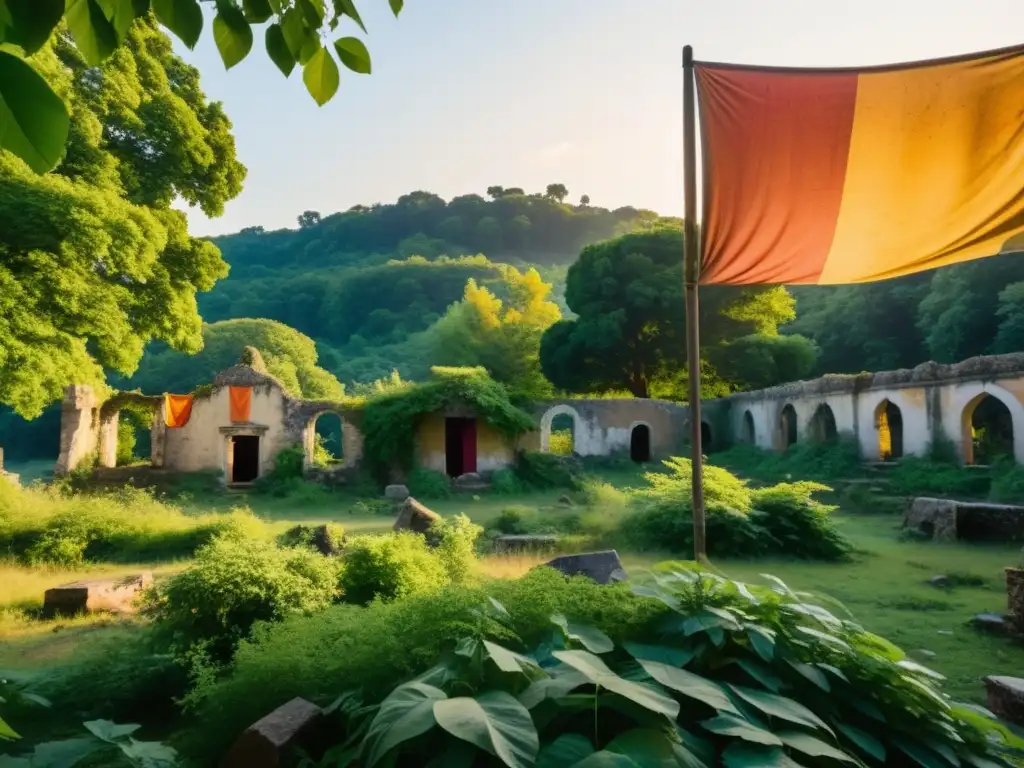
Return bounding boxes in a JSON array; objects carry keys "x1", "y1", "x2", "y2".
[{"x1": 623, "y1": 458, "x2": 852, "y2": 560}]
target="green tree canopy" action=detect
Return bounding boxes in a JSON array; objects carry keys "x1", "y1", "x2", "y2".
[
  {"x1": 120, "y1": 318, "x2": 344, "y2": 400},
  {"x1": 1, "y1": 20, "x2": 244, "y2": 417},
  {"x1": 539, "y1": 227, "x2": 799, "y2": 398}
]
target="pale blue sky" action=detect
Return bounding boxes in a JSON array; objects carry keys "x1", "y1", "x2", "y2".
[{"x1": 177, "y1": 0, "x2": 1023, "y2": 236}]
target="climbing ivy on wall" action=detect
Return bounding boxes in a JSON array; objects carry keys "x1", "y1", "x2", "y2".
[{"x1": 360, "y1": 367, "x2": 535, "y2": 479}]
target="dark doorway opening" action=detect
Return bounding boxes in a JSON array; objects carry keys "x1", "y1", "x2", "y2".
[
  {"x1": 700, "y1": 422, "x2": 712, "y2": 451},
  {"x1": 878, "y1": 400, "x2": 903, "y2": 460},
  {"x1": 445, "y1": 417, "x2": 477, "y2": 477},
  {"x1": 781, "y1": 404, "x2": 798, "y2": 449},
  {"x1": 809, "y1": 404, "x2": 838, "y2": 444},
  {"x1": 630, "y1": 424, "x2": 651, "y2": 463},
  {"x1": 970, "y1": 395, "x2": 1014, "y2": 465},
  {"x1": 231, "y1": 436, "x2": 260, "y2": 484},
  {"x1": 742, "y1": 411, "x2": 755, "y2": 444}
]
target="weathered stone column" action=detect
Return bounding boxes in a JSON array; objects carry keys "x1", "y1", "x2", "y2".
[
  {"x1": 97, "y1": 410, "x2": 119, "y2": 468},
  {"x1": 150, "y1": 401, "x2": 166, "y2": 468},
  {"x1": 55, "y1": 385, "x2": 99, "y2": 475}
]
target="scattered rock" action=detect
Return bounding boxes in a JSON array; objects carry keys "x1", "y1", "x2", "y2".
[
  {"x1": 43, "y1": 572, "x2": 153, "y2": 619},
  {"x1": 453, "y1": 473, "x2": 490, "y2": 493},
  {"x1": 915, "y1": 649, "x2": 937, "y2": 658},
  {"x1": 937, "y1": 630, "x2": 954, "y2": 635},
  {"x1": 904, "y1": 498, "x2": 958, "y2": 541},
  {"x1": 558, "y1": 495, "x2": 574, "y2": 507},
  {"x1": 544, "y1": 550, "x2": 627, "y2": 586},
  {"x1": 281, "y1": 524, "x2": 344, "y2": 556},
  {"x1": 985, "y1": 676, "x2": 1024, "y2": 727},
  {"x1": 493, "y1": 535, "x2": 560, "y2": 554},
  {"x1": 222, "y1": 697, "x2": 324, "y2": 768},
  {"x1": 971, "y1": 613, "x2": 1007, "y2": 634},
  {"x1": 384, "y1": 484, "x2": 410, "y2": 502},
  {"x1": 393, "y1": 497, "x2": 441, "y2": 535},
  {"x1": 929, "y1": 575, "x2": 951, "y2": 589}
]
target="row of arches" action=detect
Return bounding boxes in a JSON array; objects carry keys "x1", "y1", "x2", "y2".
[{"x1": 735, "y1": 392, "x2": 1015, "y2": 465}]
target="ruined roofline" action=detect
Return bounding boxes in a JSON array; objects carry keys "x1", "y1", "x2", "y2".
[
  {"x1": 534, "y1": 397, "x2": 688, "y2": 411},
  {"x1": 718, "y1": 352, "x2": 1024, "y2": 404}
]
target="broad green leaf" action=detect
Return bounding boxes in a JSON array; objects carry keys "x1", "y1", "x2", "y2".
[
  {"x1": 303, "y1": 45, "x2": 339, "y2": 105},
  {"x1": 902, "y1": 675, "x2": 951, "y2": 710},
  {"x1": 682, "y1": 607, "x2": 740, "y2": 636},
  {"x1": 483, "y1": 640, "x2": 536, "y2": 674},
  {"x1": 265, "y1": 23, "x2": 295, "y2": 76},
  {"x1": 818, "y1": 663, "x2": 849, "y2": 683},
  {"x1": 332, "y1": 0, "x2": 366, "y2": 32},
  {"x1": 728, "y1": 685, "x2": 834, "y2": 735},
  {"x1": 848, "y1": 695, "x2": 886, "y2": 723},
  {"x1": 785, "y1": 603, "x2": 842, "y2": 630},
  {"x1": 721, "y1": 743, "x2": 802, "y2": 768},
  {"x1": 0, "y1": 51, "x2": 71, "y2": 173},
  {"x1": 131, "y1": 0, "x2": 150, "y2": 14},
  {"x1": 700, "y1": 714, "x2": 782, "y2": 746},
  {"x1": 536, "y1": 734, "x2": 594, "y2": 767},
  {"x1": 83, "y1": 720, "x2": 141, "y2": 743},
  {"x1": 362, "y1": 681, "x2": 447, "y2": 767},
  {"x1": 925, "y1": 739, "x2": 962, "y2": 767},
  {"x1": 299, "y1": 0, "x2": 323, "y2": 26},
  {"x1": 787, "y1": 661, "x2": 830, "y2": 691},
  {"x1": 759, "y1": 573, "x2": 797, "y2": 598},
  {"x1": 64, "y1": 0, "x2": 119, "y2": 65},
  {"x1": 425, "y1": 740, "x2": 478, "y2": 768},
  {"x1": 731, "y1": 580, "x2": 761, "y2": 605},
  {"x1": 0, "y1": 0, "x2": 63, "y2": 54},
  {"x1": 573, "y1": 728, "x2": 708, "y2": 767},
  {"x1": 794, "y1": 626, "x2": 851, "y2": 652},
  {"x1": 20, "y1": 693, "x2": 51, "y2": 708},
  {"x1": 854, "y1": 632, "x2": 905, "y2": 662},
  {"x1": 388, "y1": 0, "x2": 403, "y2": 16},
  {"x1": 95, "y1": 0, "x2": 135, "y2": 39},
  {"x1": 735, "y1": 659, "x2": 783, "y2": 693},
  {"x1": 434, "y1": 691, "x2": 539, "y2": 768},
  {"x1": 243, "y1": 0, "x2": 273, "y2": 22},
  {"x1": 962, "y1": 755, "x2": 1006, "y2": 768},
  {"x1": 630, "y1": 584, "x2": 681, "y2": 610},
  {"x1": 636, "y1": 659, "x2": 738, "y2": 715},
  {"x1": 899, "y1": 660, "x2": 946, "y2": 681},
  {"x1": 152, "y1": 0, "x2": 202, "y2": 48},
  {"x1": 746, "y1": 626, "x2": 775, "y2": 662},
  {"x1": 778, "y1": 731, "x2": 858, "y2": 763},
  {"x1": 553, "y1": 650, "x2": 680, "y2": 719},
  {"x1": 837, "y1": 723, "x2": 885, "y2": 762},
  {"x1": 487, "y1": 597, "x2": 510, "y2": 617},
  {"x1": 214, "y1": 4, "x2": 254, "y2": 69},
  {"x1": 334, "y1": 35, "x2": 370, "y2": 73},
  {"x1": 893, "y1": 737, "x2": 953, "y2": 768},
  {"x1": 117, "y1": 739, "x2": 178, "y2": 766},
  {"x1": 623, "y1": 642, "x2": 695, "y2": 668},
  {"x1": 518, "y1": 667, "x2": 588, "y2": 709},
  {"x1": 280, "y1": 6, "x2": 309, "y2": 56},
  {"x1": 455, "y1": 636, "x2": 481, "y2": 660},
  {"x1": 7, "y1": 738, "x2": 104, "y2": 768},
  {"x1": 551, "y1": 615, "x2": 614, "y2": 654},
  {"x1": 0, "y1": 713, "x2": 18, "y2": 740}
]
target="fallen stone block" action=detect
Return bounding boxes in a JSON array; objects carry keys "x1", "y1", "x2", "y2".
[
  {"x1": 222, "y1": 697, "x2": 324, "y2": 768},
  {"x1": 393, "y1": 497, "x2": 441, "y2": 535},
  {"x1": 545, "y1": 550, "x2": 627, "y2": 585},
  {"x1": 384, "y1": 484, "x2": 410, "y2": 502},
  {"x1": 493, "y1": 535, "x2": 559, "y2": 554},
  {"x1": 971, "y1": 613, "x2": 1007, "y2": 634},
  {"x1": 904, "y1": 498, "x2": 958, "y2": 541},
  {"x1": 985, "y1": 676, "x2": 1024, "y2": 727},
  {"x1": 43, "y1": 572, "x2": 153, "y2": 619},
  {"x1": 928, "y1": 575, "x2": 951, "y2": 588}
]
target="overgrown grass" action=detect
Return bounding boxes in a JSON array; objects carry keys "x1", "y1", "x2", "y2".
[{"x1": 711, "y1": 437, "x2": 864, "y2": 482}]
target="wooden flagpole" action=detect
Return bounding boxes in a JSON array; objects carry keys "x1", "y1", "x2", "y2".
[{"x1": 682, "y1": 45, "x2": 706, "y2": 561}]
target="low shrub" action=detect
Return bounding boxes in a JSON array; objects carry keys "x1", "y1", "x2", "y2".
[
  {"x1": 181, "y1": 568, "x2": 1021, "y2": 766},
  {"x1": 490, "y1": 468, "x2": 525, "y2": 495},
  {"x1": 622, "y1": 457, "x2": 851, "y2": 560},
  {"x1": 712, "y1": 438, "x2": 863, "y2": 482},
  {"x1": 888, "y1": 456, "x2": 990, "y2": 497},
  {"x1": 486, "y1": 506, "x2": 585, "y2": 538},
  {"x1": 278, "y1": 522, "x2": 346, "y2": 554},
  {"x1": 432, "y1": 514, "x2": 483, "y2": 585},
  {"x1": 348, "y1": 498, "x2": 394, "y2": 516},
  {"x1": 990, "y1": 460, "x2": 1024, "y2": 503},
  {"x1": 406, "y1": 466, "x2": 452, "y2": 499},
  {"x1": 145, "y1": 534, "x2": 340, "y2": 663},
  {"x1": 338, "y1": 531, "x2": 448, "y2": 606},
  {"x1": 514, "y1": 451, "x2": 580, "y2": 490}
]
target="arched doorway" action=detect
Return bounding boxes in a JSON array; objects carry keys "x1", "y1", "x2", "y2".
[
  {"x1": 875, "y1": 400, "x2": 903, "y2": 460},
  {"x1": 742, "y1": 411, "x2": 755, "y2": 444},
  {"x1": 630, "y1": 424, "x2": 651, "y2": 463},
  {"x1": 700, "y1": 421, "x2": 713, "y2": 452},
  {"x1": 549, "y1": 413, "x2": 575, "y2": 456},
  {"x1": 963, "y1": 394, "x2": 1014, "y2": 465},
  {"x1": 780, "y1": 404, "x2": 798, "y2": 449},
  {"x1": 117, "y1": 403, "x2": 154, "y2": 466},
  {"x1": 307, "y1": 412, "x2": 345, "y2": 467},
  {"x1": 808, "y1": 404, "x2": 837, "y2": 444}
]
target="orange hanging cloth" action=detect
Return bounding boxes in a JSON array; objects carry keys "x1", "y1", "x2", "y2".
[
  {"x1": 164, "y1": 394, "x2": 194, "y2": 428},
  {"x1": 229, "y1": 386, "x2": 252, "y2": 422}
]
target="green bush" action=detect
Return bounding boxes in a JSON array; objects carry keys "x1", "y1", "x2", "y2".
[
  {"x1": 339, "y1": 531, "x2": 448, "y2": 606},
  {"x1": 146, "y1": 535, "x2": 340, "y2": 663},
  {"x1": 888, "y1": 456, "x2": 990, "y2": 497},
  {"x1": 432, "y1": 514, "x2": 483, "y2": 585},
  {"x1": 406, "y1": 466, "x2": 452, "y2": 499},
  {"x1": 348, "y1": 498, "x2": 395, "y2": 516},
  {"x1": 712, "y1": 438, "x2": 863, "y2": 482},
  {"x1": 514, "y1": 451, "x2": 579, "y2": 490},
  {"x1": 989, "y1": 460, "x2": 1024, "y2": 503},
  {"x1": 622, "y1": 457, "x2": 851, "y2": 560},
  {"x1": 490, "y1": 468, "x2": 525, "y2": 495},
  {"x1": 180, "y1": 567, "x2": 1020, "y2": 766}
]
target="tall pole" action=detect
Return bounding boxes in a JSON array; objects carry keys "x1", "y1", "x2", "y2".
[{"x1": 682, "y1": 45, "x2": 706, "y2": 561}]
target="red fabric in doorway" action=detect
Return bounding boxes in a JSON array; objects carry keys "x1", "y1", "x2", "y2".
[{"x1": 461, "y1": 419, "x2": 477, "y2": 474}]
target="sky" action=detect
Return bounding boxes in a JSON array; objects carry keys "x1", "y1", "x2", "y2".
[{"x1": 176, "y1": 0, "x2": 1024, "y2": 236}]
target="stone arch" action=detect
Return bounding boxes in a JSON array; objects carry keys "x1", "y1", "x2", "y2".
[
  {"x1": 874, "y1": 399, "x2": 904, "y2": 460},
  {"x1": 778, "y1": 404, "x2": 798, "y2": 450},
  {"x1": 630, "y1": 421, "x2": 651, "y2": 463},
  {"x1": 540, "y1": 404, "x2": 583, "y2": 454},
  {"x1": 808, "y1": 403, "x2": 838, "y2": 444},
  {"x1": 741, "y1": 410, "x2": 755, "y2": 444},
  {"x1": 97, "y1": 395, "x2": 160, "y2": 469},
  {"x1": 962, "y1": 392, "x2": 1015, "y2": 465},
  {"x1": 304, "y1": 410, "x2": 347, "y2": 467}
]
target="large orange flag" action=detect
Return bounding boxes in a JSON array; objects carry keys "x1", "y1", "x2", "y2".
[
  {"x1": 229, "y1": 386, "x2": 252, "y2": 422},
  {"x1": 164, "y1": 394, "x2": 193, "y2": 428},
  {"x1": 696, "y1": 45, "x2": 1024, "y2": 285}
]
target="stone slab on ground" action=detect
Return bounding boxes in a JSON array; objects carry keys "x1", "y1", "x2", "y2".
[
  {"x1": 393, "y1": 497, "x2": 441, "y2": 535},
  {"x1": 384, "y1": 484, "x2": 410, "y2": 502},
  {"x1": 493, "y1": 535, "x2": 559, "y2": 554},
  {"x1": 985, "y1": 676, "x2": 1024, "y2": 727},
  {"x1": 971, "y1": 613, "x2": 1007, "y2": 634},
  {"x1": 545, "y1": 550, "x2": 627, "y2": 585},
  {"x1": 43, "y1": 572, "x2": 153, "y2": 618},
  {"x1": 222, "y1": 697, "x2": 324, "y2": 768},
  {"x1": 904, "y1": 498, "x2": 958, "y2": 541}
]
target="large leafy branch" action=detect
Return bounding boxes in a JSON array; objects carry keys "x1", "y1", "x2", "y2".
[{"x1": 0, "y1": 0, "x2": 400, "y2": 173}]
